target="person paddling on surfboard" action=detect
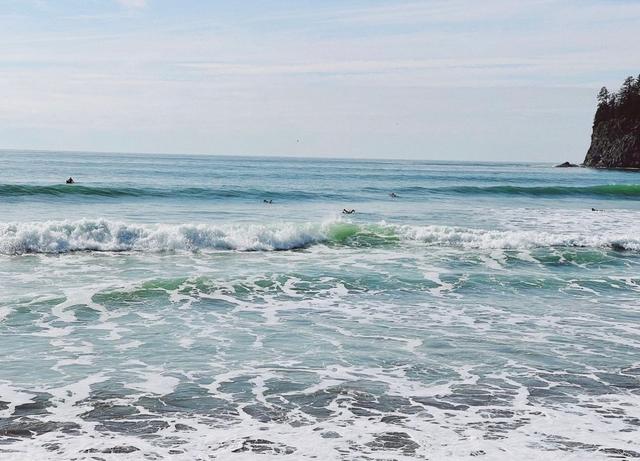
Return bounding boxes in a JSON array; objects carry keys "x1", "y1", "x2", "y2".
[{"x1": 66, "y1": 177, "x2": 74, "y2": 184}]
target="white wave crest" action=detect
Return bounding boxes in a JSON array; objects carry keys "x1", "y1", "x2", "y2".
[
  {"x1": 395, "y1": 224, "x2": 640, "y2": 251},
  {"x1": 0, "y1": 219, "x2": 330, "y2": 254},
  {"x1": 1, "y1": 219, "x2": 639, "y2": 254}
]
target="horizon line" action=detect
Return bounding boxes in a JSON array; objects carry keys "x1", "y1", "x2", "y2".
[{"x1": 0, "y1": 147, "x2": 569, "y2": 164}]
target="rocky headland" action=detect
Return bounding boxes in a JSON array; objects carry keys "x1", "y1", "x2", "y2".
[{"x1": 583, "y1": 75, "x2": 640, "y2": 169}]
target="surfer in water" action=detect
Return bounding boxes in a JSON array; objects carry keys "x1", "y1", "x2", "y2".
[
  {"x1": 263, "y1": 199, "x2": 273, "y2": 204},
  {"x1": 342, "y1": 209, "x2": 355, "y2": 214},
  {"x1": 389, "y1": 192, "x2": 398, "y2": 198},
  {"x1": 65, "y1": 177, "x2": 75, "y2": 184}
]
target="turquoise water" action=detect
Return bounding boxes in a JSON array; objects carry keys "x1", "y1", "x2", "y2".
[{"x1": 0, "y1": 151, "x2": 639, "y2": 460}]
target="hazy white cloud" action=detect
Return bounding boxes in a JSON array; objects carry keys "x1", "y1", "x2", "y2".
[
  {"x1": 180, "y1": 58, "x2": 532, "y2": 76},
  {"x1": 115, "y1": 0, "x2": 147, "y2": 9}
]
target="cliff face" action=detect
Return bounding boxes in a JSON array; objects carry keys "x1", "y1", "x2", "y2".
[
  {"x1": 583, "y1": 76, "x2": 640, "y2": 169},
  {"x1": 584, "y1": 118, "x2": 640, "y2": 168}
]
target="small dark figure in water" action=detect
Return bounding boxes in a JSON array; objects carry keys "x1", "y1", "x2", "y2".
[
  {"x1": 390, "y1": 192, "x2": 398, "y2": 198},
  {"x1": 263, "y1": 199, "x2": 273, "y2": 204},
  {"x1": 66, "y1": 177, "x2": 74, "y2": 184},
  {"x1": 591, "y1": 207, "x2": 603, "y2": 212},
  {"x1": 342, "y1": 209, "x2": 355, "y2": 214}
]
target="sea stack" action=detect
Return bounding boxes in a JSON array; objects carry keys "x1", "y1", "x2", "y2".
[
  {"x1": 583, "y1": 75, "x2": 640, "y2": 168},
  {"x1": 554, "y1": 161, "x2": 579, "y2": 168}
]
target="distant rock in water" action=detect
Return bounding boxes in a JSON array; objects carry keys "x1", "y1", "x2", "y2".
[
  {"x1": 584, "y1": 75, "x2": 640, "y2": 169},
  {"x1": 555, "y1": 161, "x2": 579, "y2": 168}
]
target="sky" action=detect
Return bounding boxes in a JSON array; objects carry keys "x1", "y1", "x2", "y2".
[{"x1": 0, "y1": 0, "x2": 639, "y2": 161}]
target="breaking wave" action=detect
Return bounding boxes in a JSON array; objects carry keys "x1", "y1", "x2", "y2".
[{"x1": 1, "y1": 219, "x2": 639, "y2": 254}]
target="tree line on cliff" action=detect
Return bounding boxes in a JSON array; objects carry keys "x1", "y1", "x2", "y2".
[{"x1": 594, "y1": 75, "x2": 640, "y2": 124}]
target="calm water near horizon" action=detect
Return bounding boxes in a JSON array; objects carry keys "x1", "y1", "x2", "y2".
[{"x1": 1, "y1": 151, "x2": 639, "y2": 460}]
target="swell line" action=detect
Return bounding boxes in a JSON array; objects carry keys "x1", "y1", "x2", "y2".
[
  {"x1": 2, "y1": 183, "x2": 640, "y2": 200},
  {"x1": 387, "y1": 184, "x2": 640, "y2": 198},
  {"x1": 0, "y1": 184, "x2": 341, "y2": 201}
]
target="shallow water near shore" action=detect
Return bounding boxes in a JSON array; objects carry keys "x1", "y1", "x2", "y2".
[{"x1": 0, "y1": 151, "x2": 639, "y2": 460}]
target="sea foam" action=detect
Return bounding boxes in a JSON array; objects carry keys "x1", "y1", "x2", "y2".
[{"x1": 395, "y1": 224, "x2": 640, "y2": 251}]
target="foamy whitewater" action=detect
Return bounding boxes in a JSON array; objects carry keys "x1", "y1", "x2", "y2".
[{"x1": 1, "y1": 152, "x2": 639, "y2": 460}]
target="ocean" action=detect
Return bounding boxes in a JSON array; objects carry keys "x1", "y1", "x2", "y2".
[{"x1": 0, "y1": 151, "x2": 639, "y2": 460}]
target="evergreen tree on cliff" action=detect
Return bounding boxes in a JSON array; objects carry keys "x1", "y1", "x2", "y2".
[{"x1": 584, "y1": 75, "x2": 640, "y2": 168}]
